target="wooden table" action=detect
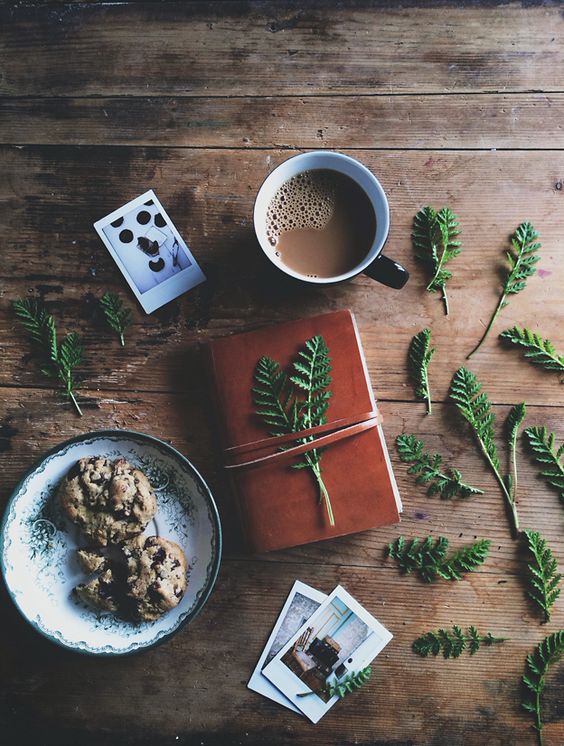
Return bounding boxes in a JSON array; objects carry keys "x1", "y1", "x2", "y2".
[{"x1": 1, "y1": 3, "x2": 563, "y2": 744}]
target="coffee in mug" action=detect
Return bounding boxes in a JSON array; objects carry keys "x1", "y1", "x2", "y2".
[
  {"x1": 254, "y1": 151, "x2": 409, "y2": 289},
  {"x1": 265, "y1": 169, "x2": 376, "y2": 279}
]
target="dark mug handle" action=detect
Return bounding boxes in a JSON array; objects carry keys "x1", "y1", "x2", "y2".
[{"x1": 363, "y1": 254, "x2": 409, "y2": 289}]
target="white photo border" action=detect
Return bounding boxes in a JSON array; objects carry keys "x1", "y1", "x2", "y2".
[
  {"x1": 93, "y1": 189, "x2": 206, "y2": 313},
  {"x1": 247, "y1": 580, "x2": 327, "y2": 714},
  {"x1": 262, "y1": 585, "x2": 393, "y2": 724}
]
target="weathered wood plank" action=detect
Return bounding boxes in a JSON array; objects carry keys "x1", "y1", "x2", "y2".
[
  {"x1": 2, "y1": 93, "x2": 564, "y2": 148},
  {"x1": 2, "y1": 2, "x2": 564, "y2": 97},
  {"x1": 1, "y1": 146, "x2": 563, "y2": 405}
]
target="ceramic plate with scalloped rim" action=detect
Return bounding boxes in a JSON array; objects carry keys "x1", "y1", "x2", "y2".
[{"x1": 0, "y1": 430, "x2": 221, "y2": 655}]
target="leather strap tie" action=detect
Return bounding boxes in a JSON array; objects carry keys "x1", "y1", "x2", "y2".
[{"x1": 224, "y1": 409, "x2": 382, "y2": 471}]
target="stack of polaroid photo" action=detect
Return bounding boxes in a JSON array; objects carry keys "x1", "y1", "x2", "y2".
[{"x1": 248, "y1": 583, "x2": 392, "y2": 724}]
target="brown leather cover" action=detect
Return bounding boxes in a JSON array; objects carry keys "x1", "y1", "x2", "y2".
[{"x1": 205, "y1": 309, "x2": 401, "y2": 553}]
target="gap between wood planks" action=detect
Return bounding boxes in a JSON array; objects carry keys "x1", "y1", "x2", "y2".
[
  {"x1": 0, "y1": 381, "x2": 560, "y2": 409},
  {"x1": 3, "y1": 90, "x2": 564, "y2": 99},
  {"x1": 5, "y1": 144, "x2": 564, "y2": 152}
]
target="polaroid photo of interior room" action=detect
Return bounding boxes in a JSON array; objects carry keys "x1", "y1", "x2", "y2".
[{"x1": 280, "y1": 596, "x2": 371, "y2": 702}]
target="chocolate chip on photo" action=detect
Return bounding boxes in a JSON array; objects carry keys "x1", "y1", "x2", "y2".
[
  {"x1": 119, "y1": 229, "x2": 134, "y2": 243},
  {"x1": 149, "y1": 258, "x2": 165, "y2": 272},
  {"x1": 154, "y1": 213, "x2": 166, "y2": 228},
  {"x1": 136, "y1": 210, "x2": 151, "y2": 225},
  {"x1": 111, "y1": 217, "x2": 124, "y2": 228}
]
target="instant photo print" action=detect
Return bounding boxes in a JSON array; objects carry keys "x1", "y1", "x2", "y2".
[
  {"x1": 248, "y1": 581, "x2": 327, "y2": 713},
  {"x1": 263, "y1": 585, "x2": 392, "y2": 724},
  {"x1": 94, "y1": 190, "x2": 206, "y2": 313}
]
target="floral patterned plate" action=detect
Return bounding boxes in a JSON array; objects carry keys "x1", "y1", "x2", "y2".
[{"x1": 0, "y1": 430, "x2": 222, "y2": 655}]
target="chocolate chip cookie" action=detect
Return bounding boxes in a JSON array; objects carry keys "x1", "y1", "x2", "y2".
[
  {"x1": 123, "y1": 535, "x2": 188, "y2": 621},
  {"x1": 76, "y1": 548, "x2": 107, "y2": 574},
  {"x1": 59, "y1": 457, "x2": 157, "y2": 546},
  {"x1": 74, "y1": 567, "x2": 121, "y2": 614}
]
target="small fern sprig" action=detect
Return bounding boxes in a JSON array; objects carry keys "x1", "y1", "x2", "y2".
[
  {"x1": 467, "y1": 222, "x2": 541, "y2": 358},
  {"x1": 500, "y1": 326, "x2": 564, "y2": 383},
  {"x1": 387, "y1": 536, "x2": 490, "y2": 583},
  {"x1": 253, "y1": 336, "x2": 334, "y2": 526},
  {"x1": 506, "y1": 402, "x2": 527, "y2": 507},
  {"x1": 297, "y1": 666, "x2": 372, "y2": 699},
  {"x1": 524, "y1": 530, "x2": 562, "y2": 624},
  {"x1": 412, "y1": 206, "x2": 461, "y2": 315},
  {"x1": 413, "y1": 625, "x2": 506, "y2": 658},
  {"x1": 522, "y1": 630, "x2": 564, "y2": 745},
  {"x1": 100, "y1": 292, "x2": 132, "y2": 347},
  {"x1": 395, "y1": 434, "x2": 483, "y2": 499},
  {"x1": 524, "y1": 426, "x2": 564, "y2": 505},
  {"x1": 449, "y1": 367, "x2": 520, "y2": 536},
  {"x1": 13, "y1": 298, "x2": 83, "y2": 416},
  {"x1": 408, "y1": 328, "x2": 435, "y2": 414}
]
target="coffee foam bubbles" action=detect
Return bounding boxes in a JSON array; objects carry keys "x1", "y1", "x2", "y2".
[{"x1": 266, "y1": 170, "x2": 337, "y2": 246}]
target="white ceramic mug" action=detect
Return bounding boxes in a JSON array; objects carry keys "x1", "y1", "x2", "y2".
[{"x1": 253, "y1": 150, "x2": 409, "y2": 288}]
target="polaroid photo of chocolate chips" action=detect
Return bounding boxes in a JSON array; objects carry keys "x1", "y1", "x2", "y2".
[
  {"x1": 94, "y1": 190, "x2": 206, "y2": 313},
  {"x1": 247, "y1": 580, "x2": 327, "y2": 713}
]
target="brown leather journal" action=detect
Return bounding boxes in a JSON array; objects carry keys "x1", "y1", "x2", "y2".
[{"x1": 205, "y1": 309, "x2": 401, "y2": 553}]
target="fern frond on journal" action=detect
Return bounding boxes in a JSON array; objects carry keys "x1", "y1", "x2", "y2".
[
  {"x1": 467, "y1": 222, "x2": 540, "y2": 358},
  {"x1": 412, "y1": 206, "x2": 461, "y2": 315},
  {"x1": 253, "y1": 335, "x2": 335, "y2": 526},
  {"x1": 500, "y1": 326, "x2": 564, "y2": 383},
  {"x1": 395, "y1": 434, "x2": 483, "y2": 499},
  {"x1": 407, "y1": 328, "x2": 435, "y2": 414}
]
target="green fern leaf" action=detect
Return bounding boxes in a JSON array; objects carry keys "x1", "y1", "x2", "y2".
[
  {"x1": 413, "y1": 626, "x2": 505, "y2": 659},
  {"x1": 253, "y1": 336, "x2": 334, "y2": 526},
  {"x1": 297, "y1": 666, "x2": 372, "y2": 700},
  {"x1": 387, "y1": 536, "x2": 489, "y2": 583},
  {"x1": 467, "y1": 222, "x2": 540, "y2": 358},
  {"x1": 396, "y1": 434, "x2": 482, "y2": 499},
  {"x1": 437, "y1": 539, "x2": 491, "y2": 581},
  {"x1": 407, "y1": 329, "x2": 435, "y2": 414},
  {"x1": 100, "y1": 291, "x2": 133, "y2": 347},
  {"x1": 505, "y1": 402, "x2": 526, "y2": 506},
  {"x1": 412, "y1": 206, "x2": 461, "y2": 315},
  {"x1": 500, "y1": 326, "x2": 564, "y2": 383},
  {"x1": 13, "y1": 298, "x2": 83, "y2": 416},
  {"x1": 524, "y1": 530, "x2": 562, "y2": 624},
  {"x1": 521, "y1": 630, "x2": 564, "y2": 738},
  {"x1": 524, "y1": 426, "x2": 564, "y2": 506},
  {"x1": 449, "y1": 368, "x2": 519, "y2": 536}
]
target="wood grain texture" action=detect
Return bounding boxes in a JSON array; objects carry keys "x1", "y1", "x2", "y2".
[
  {"x1": 2, "y1": 2, "x2": 564, "y2": 97},
  {"x1": 1, "y1": 389, "x2": 563, "y2": 746},
  {"x1": 2, "y1": 93, "x2": 564, "y2": 148},
  {"x1": 1, "y1": 146, "x2": 563, "y2": 405},
  {"x1": 1, "y1": 2, "x2": 564, "y2": 745}
]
